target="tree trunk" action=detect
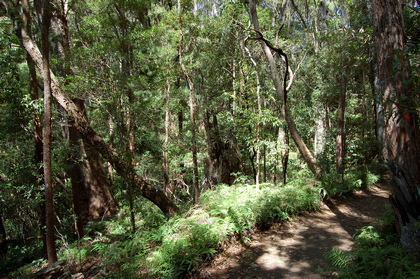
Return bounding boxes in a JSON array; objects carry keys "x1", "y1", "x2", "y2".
[
  {"x1": 244, "y1": 42, "x2": 263, "y2": 188},
  {"x1": 372, "y1": 0, "x2": 420, "y2": 253},
  {"x1": 0, "y1": 214, "x2": 6, "y2": 244},
  {"x1": 203, "y1": 113, "x2": 243, "y2": 187},
  {"x1": 281, "y1": 125, "x2": 290, "y2": 185},
  {"x1": 178, "y1": 1, "x2": 200, "y2": 203},
  {"x1": 163, "y1": 81, "x2": 171, "y2": 196},
  {"x1": 21, "y1": 0, "x2": 46, "y2": 252},
  {"x1": 69, "y1": 99, "x2": 118, "y2": 229},
  {"x1": 248, "y1": 0, "x2": 322, "y2": 176},
  {"x1": 336, "y1": 63, "x2": 347, "y2": 175},
  {"x1": 40, "y1": 0, "x2": 57, "y2": 264},
  {"x1": 314, "y1": 111, "x2": 326, "y2": 157}
]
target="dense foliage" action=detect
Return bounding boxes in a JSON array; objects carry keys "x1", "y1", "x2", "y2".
[
  {"x1": 3, "y1": 181, "x2": 321, "y2": 278},
  {"x1": 324, "y1": 209, "x2": 420, "y2": 278},
  {"x1": 0, "y1": 0, "x2": 419, "y2": 277}
]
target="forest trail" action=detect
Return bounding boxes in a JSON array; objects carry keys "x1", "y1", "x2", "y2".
[{"x1": 197, "y1": 179, "x2": 392, "y2": 279}]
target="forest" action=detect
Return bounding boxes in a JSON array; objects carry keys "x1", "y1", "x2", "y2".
[{"x1": 0, "y1": 0, "x2": 419, "y2": 277}]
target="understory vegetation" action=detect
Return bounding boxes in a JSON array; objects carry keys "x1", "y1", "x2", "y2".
[
  {"x1": 324, "y1": 208, "x2": 420, "y2": 278},
  {"x1": 3, "y1": 179, "x2": 321, "y2": 278},
  {"x1": 3, "y1": 166, "x2": 409, "y2": 279}
]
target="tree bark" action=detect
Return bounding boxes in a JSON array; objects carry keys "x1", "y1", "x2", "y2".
[
  {"x1": 21, "y1": 0, "x2": 47, "y2": 252},
  {"x1": 336, "y1": 61, "x2": 347, "y2": 175},
  {"x1": 203, "y1": 113, "x2": 243, "y2": 187},
  {"x1": 163, "y1": 81, "x2": 171, "y2": 196},
  {"x1": 0, "y1": 214, "x2": 6, "y2": 245},
  {"x1": 69, "y1": 100, "x2": 118, "y2": 229},
  {"x1": 372, "y1": 0, "x2": 420, "y2": 253},
  {"x1": 40, "y1": 0, "x2": 57, "y2": 264}
]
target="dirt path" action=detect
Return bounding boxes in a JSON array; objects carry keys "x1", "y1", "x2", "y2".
[{"x1": 197, "y1": 180, "x2": 392, "y2": 279}]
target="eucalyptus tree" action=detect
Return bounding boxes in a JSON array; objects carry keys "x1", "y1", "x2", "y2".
[
  {"x1": 372, "y1": 0, "x2": 420, "y2": 253},
  {"x1": 247, "y1": 0, "x2": 322, "y2": 176},
  {"x1": 39, "y1": 0, "x2": 58, "y2": 263}
]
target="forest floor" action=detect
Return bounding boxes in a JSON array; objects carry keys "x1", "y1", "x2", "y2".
[{"x1": 195, "y1": 178, "x2": 392, "y2": 279}]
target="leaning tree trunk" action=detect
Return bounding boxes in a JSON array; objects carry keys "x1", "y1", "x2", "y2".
[
  {"x1": 248, "y1": 0, "x2": 322, "y2": 177},
  {"x1": 69, "y1": 99, "x2": 118, "y2": 230},
  {"x1": 372, "y1": 0, "x2": 420, "y2": 253}
]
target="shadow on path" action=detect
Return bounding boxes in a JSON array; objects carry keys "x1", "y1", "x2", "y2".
[{"x1": 196, "y1": 182, "x2": 392, "y2": 279}]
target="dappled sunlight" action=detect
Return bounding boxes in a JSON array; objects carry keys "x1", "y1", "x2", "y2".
[{"x1": 198, "y1": 183, "x2": 392, "y2": 278}]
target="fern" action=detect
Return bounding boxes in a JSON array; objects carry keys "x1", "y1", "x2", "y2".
[
  {"x1": 324, "y1": 222, "x2": 418, "y2": 279},
  {"x1": 324, "y1": 247, "x2": 352, "y2": 270}
]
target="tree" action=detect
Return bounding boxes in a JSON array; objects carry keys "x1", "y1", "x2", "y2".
[
  {"x1": 178, "y1": 0, "x2": 200, "y2": 202},
  {"x1": 248, "y1": 0, "x2": 322, "y2": 177},
  {"x1": 3, "y1": 3, "x2": 179, "y2": 215},
  {"x1": 372, "y1": 0, "x2": 420, "y2": 252},
  {"x1": 40, "y1": 0, "x2": 58, "y2": 264}
]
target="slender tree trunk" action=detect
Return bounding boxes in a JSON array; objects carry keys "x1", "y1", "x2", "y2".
[
  {"x1": 126, "y1": 90, "x2": 136, "y2": 233},
  {"x1": 282, "y1": 125, "x2": 290, "y2": 185},
  {"x1": 178, "y1": 1, "x2": 199, "y2": 203},
  {"x1": 248, "y1": 0, "x2": 321, "y2": 176},
  {"x1": 21, "y1": 0, "x2": 46, "y2": 251},
  {"x1": 0, "y1": 214, "x2": 6, "y2": 244},
  {"x1": 41, "y1": 0, "x2": 57, "y2": 264},
  {"x1": 188, "y1": 81, "x2": 200, "y2": 204},
  {"x1": 263, "y1": 145, "x2": 267, "y2": 183},
  {"x1": 244, "y1": 43, "x2": 263, "y2": 188},
  {"x1": 372, "y1": 0, "x2": 420, "y2": 253},
  {"x1": 163, "y1": 81, "x2": 171, "y2": 196},
  {"x1": 256, "y1": 116, "x2": 261, "y2": 188},
  {"x1": 336, "y1": 64, "x2": 347, "y2": 175},
  {"x1": 107, "y1": 116, "x2": 115, "y2": 186}
]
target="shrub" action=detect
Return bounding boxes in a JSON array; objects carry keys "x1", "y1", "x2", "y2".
[{"x1": 324, "y1": 213, "x2": 419, "y2": 278}]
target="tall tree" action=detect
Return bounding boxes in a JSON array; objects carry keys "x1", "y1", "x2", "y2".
[
  {"x1": 248, "y1": 0, "x2": 322, "y2": 176},
  {"x1": 40, "y1": 0, "x2": 57, "y2": 264},
  {"x1": 372, "y1": 0, "x2": 420, "y2": 252}
]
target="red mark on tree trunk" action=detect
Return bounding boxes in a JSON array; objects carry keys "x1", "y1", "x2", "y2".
[{"x1": 403, "y1": 112, "x2": 411, "y2": 123}]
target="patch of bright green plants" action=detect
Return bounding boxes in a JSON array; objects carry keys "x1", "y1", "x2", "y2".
[
  {"x1": 319, "y1": 166, "x2": 382, "y2": 198},
  {"x1": 147, "y1": 182, "x2": 321, "y2": 278},
  {"x1": 323, "y1": 208, "x2": 420, "y2": 278}
]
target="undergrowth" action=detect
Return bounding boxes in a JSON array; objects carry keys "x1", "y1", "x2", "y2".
[
  {"x1": 319, "y1": 166, "x2": 382, "y2": 197},
  {"x1": 4, "y1": 181, "x2": 321, "y2": 278},
  {"x1": 147, "y1": 182, "x2": 321, "y2": 278},
  {"x1": 323, "y1": 208, "x2": 420, "y2": 278}
]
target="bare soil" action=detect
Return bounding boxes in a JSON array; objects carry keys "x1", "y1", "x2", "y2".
[{"x1": 195, "y1": 179, "x2": 392, "y2": 279}]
